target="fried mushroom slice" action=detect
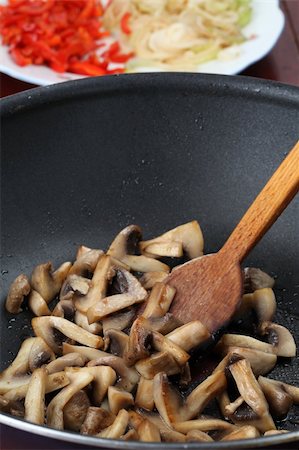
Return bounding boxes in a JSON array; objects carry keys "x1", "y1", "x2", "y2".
[
  {"x1": 75, "y1": 311, "x2": 102, "y2": 335},
  {"x1": 47, "y1": 369, "x2": 94, "y2": 430},
  {"x1": 259, "y1": 322, "x2": 296, "y2": 357},
  {"x1": 46, "y1": 353, "x2": 87, "y2": 375},
  {"x1": 24, "y1": 367, "x2": 47, "y2": 425},
  {"x1": 166, "y1": 321, "x2": 210, "y2": 352},
  {"x1": 258, "y1": 376, "x2": 293, "y2": 418},
  {"x1": 31, "y1": 261, "x2": 71, "y2": 303},
  {"x1": 32, "y1": 316, "x2": 103, "y2": 354},
  {"x1": 244, "y1": 268, "x2": 275, "y2": 293},
  {"x1": 107, "y1": 225, "x2": 169, "y2": 272},
  {"x1": 97, "y1": 409, "x2": 129, "y2": 438},
  {"x1": 135, "y1": 351, "x2": 181, "y2": 379},
  {"x1": 186, "y1": 430, "x2": 214, "y2": 442},
  {"x1": 60, "y1": 275, "x2": 91, "y2": 301},
  {"x1": 62, "y1": 343, "x2": 109, "y2": 361},
  {"x1": 69, "y1": 247, "x2": 103, "y2": 277},
  {"x1": 63, "y1": 390, "x2": 90, "y2": 431},
  {"x1": 139, "y1": 271, "x2": 168, "y2": 289},
  {"x1": 108, "y1": 386, "x2": 134, "y2": 415},
  {"x1": 5, "y1": 274, "x2": 31, "y2": 314},
  {"x1": 145, "y1": 313, "x2": 182, "y2": 335},
  {"x1": 102, "y1": 307, "x2": 136, "y2": 335},
  {"x1": 104, "y1": 329, "x2": 129, "y2": 357},
  {"x1": 28, "y1": 337, "x2": 55, "y2": 371},
  {"x1": 174, "y1": 418, "x2": 236, "y2": 434},
  {"x1": 140, "y1": 221, "x2": 204, "y2": 259},
  {"x1": 51, "y1": 300, "x2": 75, "y2": 321},
  {"x1": 141, "y1": 412, "x2": 186, "y2": 442},
  {"x1": 235, "y1": 288, "x2": 276, "y2": 323},
  {"x1": 219, "y1": 347, "x2": 277, "y2": 376},
  {"x1": 229, "y1": 358, "x2": 275, "y2": 432},
  {"x1": 28, "y1": 290, "x2": 51, "y2": 316},
  {"x1": 138, "y1": 419, "x2": 161, "y2": 442},
  {"x1": 87, "y1": 269, "x2": 147, "y2": 323},
  {"x1": 151, "y1": 331, "x2": 190, "y2": 366},
  {"x1": 123, "y1": 318, "x2": 152, "y2": 366},
  {"x1": 81, "y1": 407, "x2": 115, "y2": 435},
  {"x1": 215, "y1": 334, "x2": 275, "y2": 355},
  {"x1": 135, "y1": 377, "x2": 154, "y2": 411},
  {"x1": 142, "y1": 283, "x2": 176, "y2": 319},
  {"x1": 153, "y1": 372, "x2": 184, "y2": 425},
  {"x1": 221, "y1": 425, "x2": 260, "y2": 441}
]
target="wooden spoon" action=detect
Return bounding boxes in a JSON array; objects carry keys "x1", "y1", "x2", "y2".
[{"x1": 166, "y1": 141, "x2": 299, "y2": 334}]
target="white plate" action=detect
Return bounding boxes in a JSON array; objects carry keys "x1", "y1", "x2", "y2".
[{"x1": 0, "y1": 0, "x2": 284, "y2": 86}]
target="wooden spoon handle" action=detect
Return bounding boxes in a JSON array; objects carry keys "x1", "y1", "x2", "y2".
[{"x1": 220, "y1": 140, "x2": 299, "y2": 263}]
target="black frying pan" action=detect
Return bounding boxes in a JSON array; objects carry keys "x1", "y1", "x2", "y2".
[{"x1": 0, "y1": 73, "x2": 299, "y2": 449}]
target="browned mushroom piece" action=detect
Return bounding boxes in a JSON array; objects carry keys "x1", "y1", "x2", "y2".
[
  {"x1": 107, "y1": 225, "x2": 169, "y2": 272},
  {"x1": 60, "y1": 274, "x2": 91, "y2": 301},
  {"x1": 47, "y1": 369, "x2": 94, "y2": 430},
  {"x1": 224, "y1": 396, "x2": 245, "y2": 415},
  {"x1": 145, "y1": 313, "x2": 182, "y2": 335},
  {"x1": 140, "y1": 221, "x2": 204, "y2": 259},
  {"x1": 244, "y1": 268, "x2": 275, "y2": 293},
  {"x1": 259, "y1": 322, "x2": 296, "y2": 357},
  {"x1": 102, "y1": 307, "x2": 136, "y2": 335},
  {"x1": 186, "y1": 430, "x2": 214, "y2": 442},
  {"x1": 32, "y1": 316, "x2": 103, "y2": 354},
  {"x1": 69, "y1": 247, "x2": 103, "y2": 277},
  {"x1": 74, "y1": 254, "x2": 112, "y2": 313},
  {"x1": 97, "y1": 409, "x2": 129, "y2": 438},
  {"x1": 151, "y1": 331, "x2": 190, "y2": 366},
  {"x1": 141, "y1": 412, "x2": 186, "y2": 442},
  {"x1": 218, "y1": 347, "x2": 277, "y2": 376},
  {"x1": 31, "y1": 261, "x2": 71, "y2": 303},
  {"x1": 63, "y1": 390, "x2": 90, "y2": 431},
  {"x1": 87, "y1": 355, "x2": 139, "y2": 392},
  {"x1": 235, "y1": 288, "x2": 277, "y2": 324},
  {"x1": 121, "y1": 429, "x2": 139, "y2": 441},
  {"x1": 135, "y1": 351, "x2": 181, "y2": 379},
  {"x1": 108, "y1": 386, "x2": 134, "y2": 415},
  {"x1": 51, "y1": 300, "x2": 75, "y2": 321},
  {"x1": 123, "y1": 318, "x2": 152, "y2": 366},
  {"x1": 0, "y1": 397, "x2": 25, "y2": 417},
  {"x1": 62, "y1": 343, "x2": 109, "y2": 361},
  {"x1": 215, "y1": 334, "x2": 275, "y2": 355},
  {"x1": 24, "y1": 367, "x2": 47, "y2": 425},
  {"x1": 166, "y1": 321, "x2": 210, "y2": 352},
  {"x1": 142, "y1": 283, "x2": 176, "y2": 319},
  {"x1": 28, "y1": 337, "x2": 56, "y2": 371},
  {"x1": 258, "y1": 376, "x2": 293, "y2": 418},
  {"x1": 104, "y1": 329, "x2": 129, "y2": 356},
  {"x1": 135, "y1": 377, "x2": 154, "y2": 411},
  {"x1": 74, "y1": 311, "x2": 102, "y2": 335},
  {"x1": 87, "y1": 268, "x2": 147, "y2": 323},
  {"x1": 46, "y1": 353, "x2": 87, "y2": 375},
  {"x1": 153, "y1": 372, "x2": 184, "y2": 425},
  {"x1": 80, "y1": 407, "x2": 115, "y2": 435},
  {"x1": 137, "y1": 419, "x2": 161, "y2": 442},
  {"x1": 28, "y1": 290, "x2": 51, "y2": 316},
  {"x1": 139, "y1": 271, "x2": 168, "y2": 289},
  {"x1": 174, "y1": 418, "x2": 236, "y2": 434},
  {"x1": 220, "y1": 425, "x2": 260, "y2": 441},
  {"x1": 128, "y1": 410, "x2": 145, "y2": 430},
  {"x1": 5, "y1": 274, "x2": 31, "y2": 314},
  {"x1": 178, "y1": 362, "x2": 191, "y2": 389},
  {"x1": 228, "y1": 358, "x2": 276, "y2": 432},
  {"x1": 264, "y1": 430, "x2": 289, "y2": 436}
]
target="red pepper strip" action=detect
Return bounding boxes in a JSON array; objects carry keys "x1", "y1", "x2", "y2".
[
  {"x1": 10, "y1": 47, "x2": 32, "y2": 66},
  {"x1": 109, "y1": 52, "x2": 134, "y2": 63},
  {"x1": 68, "y1": 61, "x2": 107, "y2": 76},
  {"x1": 120, "y1": 12, "x2": 132, "y2": 35}
]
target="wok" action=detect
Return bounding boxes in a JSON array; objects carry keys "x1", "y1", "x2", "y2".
[{"x1": 0, "y1": 73, "x2": 298, "y2": 449}]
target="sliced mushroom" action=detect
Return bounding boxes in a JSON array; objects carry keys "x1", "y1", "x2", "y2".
[
  {"x1": 142, "y1": 283, "x2": 176, "y2": 319},
  {"x1": 80, "y1": 407, "x2": 115, "y2": 435},
  {"x1": 174, "y1": 418, "x2": 236, "y2": 434},
  {"x1": 69, "y1": 247, "x2": 103, "y2": 277},
  {"x1": 32, "y1": 316, "x2": 103, "y2": 354},
  {"x1": 135, "y1": 377, "x2": 154, "y2": 411},
  {"x1": 221, "y1": 347, "x2": 277, "y2": 376},
  {"x1": 75, "y1": 311, "x2": 102, "y2": 335},
  {"x1": 135, "y1": 351, "x2": 181, "y2": 379},
  {"x1": 74, "y1": 254, "x2": 112, "y2": 313},
  {"x1": 87, "y1": 268, "x2": 147, "y2": 323},
  {"x1": 0, "y1": 397, "x2": 24, "y2": 417},
  {"x1": 235, "y1": 288, "x2": 276, "y2": 324},
  {"x1": 140, "y1": 221, "x2": 204, "y2": 259},
  {"x1": 183, "y1": 369, "x2": 227, "y2": 420},
  {"x1": 244, "y1": 268, "x2": 275, "y2": 293},
  {"x1": 216, "y1": 334, "x2": 275, "y2": 355},
  {"x1": 221, "y1": 425, "x2": 260, "y2": 440},
  {"x1": 124, "y1": 318, "x2": 152, "y2": 366},
  {"x1": 259, "y1": 322, "x2": 296, "y2": 357},
  {"x1": 24, "y1": 367, "x2": 47, "y2": 425},
  {"x1": 145, "y1": 313, "x2": 182, "y2": 335},
  {"x1": 46, "y1": 353, "x2": 87, "y2": 375},
  {"x1": 264, "y1": 430, "x2": 288, "y2": 436},
  {"x1": 63, "y1": 390, "x2": 90, "y2": 431},
  {"x1": 97, "y1": 409, "x2": 129, "y2": 438},
  {"x1": 5, "y1": 274, "x2": 31, "y2": 314},
  {"x1": 31, "y1": 261, "x2": 71, "y2": 303},
  {"x1": 229, "y1": 358, "x2": 275, "y2": 432},
  {"x1": 224, "y1": 395, "x2": 245, "y2": 415},
  {"x1": 60, "y1": 274, "x2": 91, "y2": 301},
  {"x1": 102, "y1": 307, "x2": 136, "y2": 335},
  {"x1": 153, "y1": 372, "x2": 185, "y2": 425},
  {"x1": 87, "y1": 355, "x2": 139, "y2": 392},
  {"x1": 166, "y1": 321, "x2": 210, "y2": 352},
  {"x1": 178, "y1": 362, "x2": 191, "y2": 389},
  {"x1": 62, "y1": 343, "x2": 109, "y2": 361},
  {"x1": 141, "y1": 412, "x2": 186, "y2": 442},
  {"x1": 51, "y1": 300, "x2": 75, "y2": 321},
  {"x1": 138, "y1": 419, "x2": 161, "y2": 442},
  {"x1": 28, "y1": 290, "x2": 51, "y2": 316},
  {"x1": 107, "y1": 225, "x2": 169, "y2": 272},
  {"x1": 258, "y1": 376, "x2": 293, "y2": 418},
  {"x1": 139, "y1": 271, "x2": 168, "y2": 289},
  {"x1": 151, "y1": 331, "x2": 190, "y2": 366},
  {"x1": 28, "y1": 337, "x2": 55, "y2": 371},
  {"x1": 47, "y1": 369, "x2": 94, "y2": 430},
  {"x1": 104, "y1": 329, "x2": 129, "y2": 356},
  {"x1": 186, "y1": 430, "x2": 214, "y2": 442},
  {"x1": 108, "y1": 386, "x2": 134, "y2": 415},
  {"x1": 128, "y1": 410, "x2": 145, "y2": 430}
]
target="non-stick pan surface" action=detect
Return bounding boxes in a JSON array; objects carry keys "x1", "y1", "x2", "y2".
[{"x1": 0, "y1": 73, "x2": 299, "y2": 448}]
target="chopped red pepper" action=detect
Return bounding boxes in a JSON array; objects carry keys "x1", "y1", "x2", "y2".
[
  {"x1": 0, "y1": 0, "x2": 134, "y2": 77},
  {"x1": 120, "y1": 12, "x2": 132, "y2": 35}
]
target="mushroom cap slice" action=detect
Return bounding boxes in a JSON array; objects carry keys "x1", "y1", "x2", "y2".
[
  {"x1": 151, "y1": 331, "x2": 190, "y2": 366},
  {"x1": 166, "y1": 320, "x2": 210, "y2": 352},
  {"x1": 102, "y1": 307, "x2": 136, "y2": 335},
  {"x1": 81, "y1": 407, "x2": 115, "y2": 435},
  {"x1": 139, "y1": 271, "x2": 168, "y2": 289},
  {"x1": 97, "y1": 409, "x2": 129, "y2": 438},
  {"x1": 104, "y1": 329, "x2": 129, "y2": 356},
  {"x1": 31, "y1": 261, "x2": 71, "y2": 303},
  {"x1": 220, "y1": 347, "x2": 277, "y2": 376},
  {"x1": 51, "y1": 300, "x2": 75, "y2": 321},
  {"x1": 75, "y1": 311, "x2": 102, "y2": 335},
  {"x1": 244, "y1": 268, "x2": 275, "y2": 293},
  {"x1": 153, "y1": 372, "x2": 184, "y2": 425},
  {"x1": 69, "y1": 247, "x2": 103, "y2": 277},
  {"x1": 221, "y1": 425, "x2": 260, "y2": 441},
  {"x1": 32, "y1": 316, "x2": 103, "y2": 354},
  {"x1": 216, "y1": 334, "x2": 275, "y2": 354},
  {"x1": 141, "y1": 412, "x2": 186, "y2": 442},
  {"x1": 137, "y1": 419, "x2": 161, "y2": 442},
  {"x1": 258, "y1": 376, "x2": 293, "y2": 418},
  {"x1": 62, "y1": 343, "x2": 109, "y2": 360},
  {"x1": 28, "y1": 290, "x2": 51, "y2": 316},
  {"x1": 142, "y1": 283, "x2": 176, "y2": 319},
  {"x1": 174, "y1": 418, "x2": 236, "y2": 434},
  {"x1": 60, "y1": 275, "x2": 91, "y2": 301},
  {"x1": 28, "y1": 337, "x2": 55, "y2": 371},
  {"x1": 186, "y1": 430, "x2": 214, "y2": 442},
  {"x1": 124, "y1": 318, "x2": 152, "y2": 366},
  {"x1": 259, "y1": 321, "x2": 296, "y2": 357},
  {"x1": 63, "y1": 390, "x2": 90, "y2": 431},
  {"x1": 5, "y1": 274, "x2": 31, "y2": 314},
  {"x1": 24, "y1": 367, "x2": 47, "y2": 425},
  {"x1": 108, "y1": 386, "x2": 134, "y2": 415},
  {"x1": 46, "y1": 353, "x2": 87, "y2": 375},
  {"x1": 135, "y1": 351, "x2": 181, "y2": 379},
  {"x1": 135, "y1": 377, "x2": 154, "y2": 411},
  {"x1": 47, "y1": 369, "x2": 94, "y2": 430}
]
